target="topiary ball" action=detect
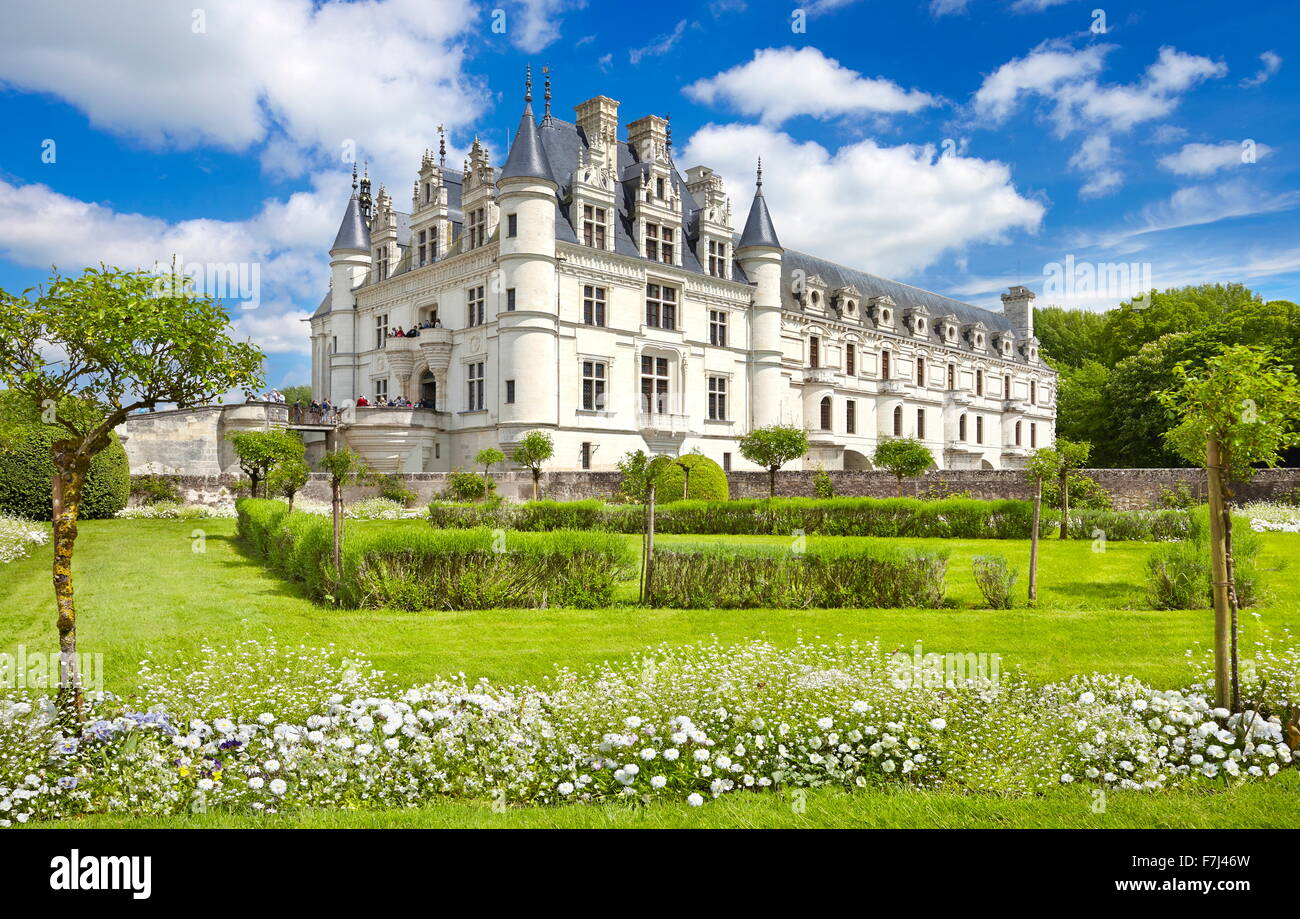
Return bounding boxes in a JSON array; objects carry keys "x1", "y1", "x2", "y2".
[
  {"x1": 655, "y1": 454, "x2": 729, "y2": 503},
  {"x1": 0, "y1": 419, "x2": 130, "y2": 521}
]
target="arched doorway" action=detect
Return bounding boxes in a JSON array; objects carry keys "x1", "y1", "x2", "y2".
[{"x1": 844, "y1": 449, "x2": 872, "y2": 470}]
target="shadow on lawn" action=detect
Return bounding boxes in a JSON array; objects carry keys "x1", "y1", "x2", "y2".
[{"x1": 215, "y1": 534, "x2": 320, "y2": 605}]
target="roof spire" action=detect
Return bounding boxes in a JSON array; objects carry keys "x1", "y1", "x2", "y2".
[
  {"x1": 737, "y1": 158, "x2": 781, "y2": 250},
  {"x1": 542, "y1": 65, "x2": 553, "y2": 125},
  {"x1": 525, "y1": 64, "x2": 532, "y2": 104},
  {"x1": 756, "y1": 156, "x2": 763, "y2": 190},
  {"x1": 437, "y1": 124, "x2": 446, "y2": 168},
  {"x1": 351, "y1": 161, "x2": 358, "y2": 195},
  {"x1": 665, "y1": 112, "x2": 672, "y2": 157}
]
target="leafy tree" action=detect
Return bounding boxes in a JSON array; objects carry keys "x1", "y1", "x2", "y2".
[
  {"x1": 1023, "y1": 447, "x2": 1062, "y2": 603},
  {"x1": 267, "y1": 455, "x2": 310, "y2": 512},
  {"x1": 1158, "y1": 345, "x2": 1300, "y2": 710},
  {"x1": 280, "y1": 384, "x2": 312, "y2": 405},
  {"x1": 872, "y1": 437, "x2": 933, "y2": 497},
  {"x1": 228, "y1": 428, "x2": 304, "y2": 498},
  {"x1": 1103, "y1": 283, "x2": 1263, "y2": 366},
  {"x1": 475, "y1": 447, "x2": 505, "y2": 498},
  {"x1": 511, "y1": 431, "x2": 554, "y2": 501},
  {"x1": 1051, "y1": 438, "x2": 1091, "y2": 539},
  {"x1": 617, "y1": 449, "x2": 652, "y2": 503},
  {"x1": 1034, "y1": 305, "x2": 1109, "y2": 369},
  {"x1": 739, "y1": 425, "x2": 809, "y2": 498},
  {"x1": 318, "y1": 447, "x2": 368, "y2": 570},
  {"x1": 1053, "y1": 359, "x2": 1111, "y2": 447},
  {"x1": 0, "y1": 266, "x2": 262, "y2": 721}
]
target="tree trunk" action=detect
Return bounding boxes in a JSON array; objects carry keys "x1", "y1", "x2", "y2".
[
  {"x1": 682, "y1": 467, "x2": 691, "y2": 501},
  {"x1": 1058, "y1": 467, "x2": 1070, "y2": 540},
  {"x1": 532, "y1": 470, "x2": 540, "y2": 501},
  {"x1": 287, "y1": 491, "x2": 296, "y2": 513},
  {"x1": 331, "y1": 479, "x2": 343, "y2": 572},
  {"x1": 642, "y1": 483, "x2": 657, "y2": 604},
  {"x1": 896, "y1": 475, "x2": 903, "y2": 498},
  {"x1": 1028, "y1": 476, "x2": 1041, "y2": 603},
  {"x1": 51, "y1": 448, "x2": 89, "y2": 727},
  {"x1": 768, "y1": 467, "x2": 776, "y2": 499},
  {"x1": 1206, "y1": 438, "x2": 1233, "y2": 711}
]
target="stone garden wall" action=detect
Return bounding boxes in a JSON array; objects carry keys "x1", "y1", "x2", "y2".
[{"x1": 144, "y1": 467, "x2": 1300, "y2": 510}]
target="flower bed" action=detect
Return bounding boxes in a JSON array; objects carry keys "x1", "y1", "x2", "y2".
[
  {"x1": 0, "y1": 514, "x2": 49, "y2": 564},
  {"x1": 647, "y1": 544, "x2": 948, "y2": 609},
  {"x1": 427, "y1": 497, "x2": 1194, "y2": 542},
  {"x1": 2, "y1": 635, "x2": 1296, "y2": 826},
  {"x1": 117, "y1": 502, "x2": 237, "y2": 519},
  {"x1": 236, "y1": 498, "x2": 632, "y2": 610},
  {"x1": 1243, "y1": 502, "x2": 1300, "y2": 533}
]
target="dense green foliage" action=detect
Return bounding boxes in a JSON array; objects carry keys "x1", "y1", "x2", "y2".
[
  {"x1": 739, "y1": 425, "x2": 809, "y2": 496},
  {"x1": 971, "y1": 555, "x2": 1019, "y2": 609},
  {"x1": 0, "y1": 395, "x2": 129, "y2": 520},
  {"x1": 1145, "y1": 521, "x2": 1263, "y2": 610},
  {"x1": 873, "y1": 438, "x2": 935, "y2": 495},
  {"x1": 1038, "y1": 284, "x2": 1300, "y2": 467},
  {"x1": 654, "y1": 453, "x2": 729, "y2": 503},
  {"x1": 647, "y1": 543, "x2": 948, "y2": 609},
  {"x1": 425, "y1": 496, "x2": 1194, "y2": 541},
  {"x1": 237, "y1": 498, "x2": 632, "y2": 610},
  {"x1": 130, "y1": 473, "x2": 182, "y2": 506}
]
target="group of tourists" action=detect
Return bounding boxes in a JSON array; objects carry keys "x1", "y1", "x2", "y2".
[{"x1": 386, "y1": 317, "x2": 442, "y2": 341}]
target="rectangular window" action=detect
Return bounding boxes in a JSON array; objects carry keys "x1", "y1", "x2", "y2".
[
  {"x1": 466, "y1": 286, "x2": 485, "y2": 327},
  {"x1": 916, "y1": 356, "x2": 926, "y2": 387},
  {"x1": 467, "y1": 208, "x2": 486, "y2": 249},
  {"x1": 976, "y1": 415, "x2": 984, "y2": 444},
  {"x1": 846, "y1": 399, "x2": 856, "y2": 434},
  {"x1": 723, "y1": 452, "x2": 732, "y2": 472},
  {"x1": 581, "y1": 442, "x2": 592, "y2": 470},
  {"x1": 809, "y1": 336, "x2": 820, "y2": 368},
  {"x1": 645, "y1": 283, "x2": 677, "y2": 329},
  {"x1": 707, "y1": 376, "x2": 728, "y2": 421},
  {"x1": 656, "y1": 177, "x2": 666, "y2": 200},
  {"x1": 948, "y1": 364, "x2": 956, "y2": 390},
  {"x1": 505, "y1": 379, "x2": 515, "y2": 404},
  {"x1": 1003, "y1": 374, "x2": 1012, "y2": 398},
  {"x1": 582, "y1": 205, "x2": 607, "y2": 249},
  {"x1": 581, "y1": 360, "x2": 607, "y2": 411},
  {"x1": 709, "y1": 310, "x2": 728, "y2": 347},
  {"x1": 846, "y1": 344, "x2": 855, "y2": 376},
  {"x1": 506, "y1": 288, "x2": 516, "y2": 312},
  {"x1": 373, "y1": 378, "x2": 388, "y2": 402},
  {"x1": 707, "y1": 239, "x2": 727, "y2": 278},
  {"x1": 916, "y1": 408, "x2": 926, "y2": 440},
  {"x1": 417, "y1": 230, "x2": 428, "y2": 266},
  {"x1": 1030, "y1": 422, "x2": 1038, "y2": 448},
  {"x1": 583, "y1": 285, "x2": 607, "y2": 326},
  {"x1": 375, "y1": 313, "x2": 389, "y2": 349},
  {"x1": 640, "y1": 355, "x2": 669, "y2": 414},
  {"x1": 881, "y1": 351, "x2": 891, "y2": 379},
  {"x1": 976, "y1": 369, "x2": 985, "y2": 396},
  {"x1": 645, "y1": 223, "x2": 673, "y2": 263},
  {"x1": 506, "y1": 213, "x2": 517, "y2": 238},
  {"x1": 376, "y1": 245, "x2": 390, "y2": 280},
  {"x1": 466, "y1": 362, "x2": 484, "y2": 411},
  {"x1": 1030, "y1": 381, "x2": 1038, "y2": 404}
]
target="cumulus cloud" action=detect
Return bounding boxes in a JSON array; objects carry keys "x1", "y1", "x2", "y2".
[
  {"x1": 0, "y1": 0, "x2": 487, "y2": 183},
  {"x1": 972, "y1": 41, "x2": 1110, "y2": 124},
  {"x1": 1158, "y1": 140, "x2": 1274, "y2": 177},
  {"x1": 506, "y1": 0, "x2": 587, "y2": 53},
  {"x1": 1068, "y1": 135, "x2": 1123, "y2": 198},
  {"x1": 1241, "y1": 50, "x2": 1282, "y2": 88},
  {"x1": 685, "y1": 47, "x2": 936, "y2": 124},
  {"x1": 680, "y1": 124, "x2": 1043, "y2": 278}
]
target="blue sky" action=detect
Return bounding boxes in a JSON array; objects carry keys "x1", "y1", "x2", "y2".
[{"x1": 0, "y1": 0, "x2": 1296, "y2": 390}]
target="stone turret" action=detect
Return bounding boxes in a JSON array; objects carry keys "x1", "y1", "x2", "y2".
[{"x1": 734, "y1": 160, "x2": 785, "y2": 429}]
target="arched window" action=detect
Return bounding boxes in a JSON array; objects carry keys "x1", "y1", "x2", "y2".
[
  {"x1": 916, "y1": 356, "x2": 926, "y2": 387},
  {"x1": 893, "y1": 405, "x2": 903, "y2": 436},
  {"x1": 1015, "y1": 420, "x2": 1022, "y2": 446},
  {"x1": 881, "y1": 350, "x2": 891, "y2": 379},
  {"x1": 819, "y1": 396, "x2": 832, "y2": 431},
  {"x1": 959, "y1": 414, "x2": 967, "y2": 441}
]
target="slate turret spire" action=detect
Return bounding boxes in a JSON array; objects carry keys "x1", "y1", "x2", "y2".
[
  {"x1": 500, "y1": 66, "x2": 556, "y2": 183},
  {"x1": 737, "y1": 157, "x2": 781, "y2": 250}
]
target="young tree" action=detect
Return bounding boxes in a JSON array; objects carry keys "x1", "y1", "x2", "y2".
[
  {"x1": 1023, "y1": 447, "x2": 1062, "y2": 603},
  {"x1": 318, "y1": 447, "x2": 368, "y2": 571},
  {"x1": 511, "y1": 431, "x2": 554, "y2": 501},
  {"x1": 1159, "y1": 345, "x2": 1300, "y2": 710},
  {"x1": 228, "y1": 428, "x2": 304, "y2": 498},
  {"x1": 639, "y1": 454, "x2": 675, "y2": 604},
  {"x1": 739, "y1": 425, "x2": 809, "y2": 498},
  {"x1": 475, "y1": 447, "x2": 505, "y2": 499},
  {"x1": 616, "y1": 449, "x2": 652, "y2": 503},
  {"x1": 267, "y1": 455, "x2": 311, "y2": 512},
  {"x1": 1053, "y1": 437, "x2": 1092, "y2": 539},
  {"x1": 872, "y1": 437, "x2": 934, "y2": 497},
  {"x1": 0, "y1": 266, "x2": 262, "y2": 722}
]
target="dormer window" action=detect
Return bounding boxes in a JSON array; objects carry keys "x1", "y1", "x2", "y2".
[
  {"x1": 844, "y1": 299, "x2": 856, "y2": 314},
  {"x1": 975, "y1": 333, "x2": 985, "y2": 348},
  {"x1": 811, "y1": 291, "x2": 821, "y2": 306},
  {"x1": 707, "y1": 240, "x2": 728, "y2": 278},
  {"x1": 656, "y1": 177, "x2": 666, "y2": 200},
  {"x1": 916, "y1": 318, "x2": 927, "y2": 334},
  {"x1": 645, "y1": 223, "x2": 674, "y2": 263},
  {"x1": 467, "y1": 207, "x2": 486, "y2": 249},
  {"x1": 582, "y1": 205, "x2": 607, "y2": 249}
]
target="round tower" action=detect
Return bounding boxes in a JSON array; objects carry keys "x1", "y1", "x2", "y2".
[
  {"x1": 324, "y1": 165, "x2": 372, "y2": 404},
  {"x1": 734, "y1": 160, "x2": 786, "y2": 430},
  {"x1": 496, "y1": 68, "x2": 559, "y2": 435}
]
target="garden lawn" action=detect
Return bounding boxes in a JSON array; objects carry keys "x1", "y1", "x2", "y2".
[{"x1": 3, "y1": 518, "x2": 1299, "y2": 829}]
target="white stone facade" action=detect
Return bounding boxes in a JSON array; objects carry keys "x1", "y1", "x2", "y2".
[{"x1": 308, "y1": 87, "x2": 1055, "y2": 474}]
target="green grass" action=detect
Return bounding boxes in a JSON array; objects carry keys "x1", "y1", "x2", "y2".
[{"x1": 2, "y1": 517, "x2": 1298, "y2": 828}]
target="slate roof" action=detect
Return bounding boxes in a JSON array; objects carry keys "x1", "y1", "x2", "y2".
[
  {"x1": 500, "y1": 103, "x2": 556, "y2": 183},
  {"x1": 737, "y1": 184, "x2": 780, "y2": 250},
  {"x1": 330, "y1": 194, "x2": 370, "y2": 253}
]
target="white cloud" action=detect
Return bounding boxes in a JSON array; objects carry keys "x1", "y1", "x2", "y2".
[
  {"x1": 629, "y1": 19, "x2": 687, "y2": 65},
  {"x1": 680, "y1": 123, "x2": 1043, "y2": 278},
  {"x1": 1010, "y1": 0, "x2": 1077, "y2": 10},
  {"x1": 0, "y1": 0, "x2": 487, "y2": 184},
  {"x1": 929, "y1": 0, "x2": 970, "y2": 15},
  {"x1": 1158, "y1": 141, "x2": 1274, "y2": 177},
  {"x1": 507, "y1": 0, "x2": 587, "y2": 53},
  {"x1": 1086, "y1": 178, "x2": 1300, "y2": 248},
  {"x1": 972, "y1": 41, "x2": 1110, "y2": 124},
  {"x1": 685, "y1": 47, "x2": 936, "y2": 124},
  {"x1": 1241, "y1": 50, "x2": 1282, "y2": 88},
  {"x1": 1068, "y1": 135, "x2": 1123, "y2": 198}
]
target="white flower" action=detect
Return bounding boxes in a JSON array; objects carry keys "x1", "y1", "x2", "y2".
[
  {"x1": 248, "y1": 777, "x2": 265, "y2": 790},
  {"x1": 817, "y1": 717, "x2": 834, "y2": 730},
  {"x1": 663, "y1": 748, "x2": 680, "y2": 761},
  {"x1": 693, "y1": 749, "x2": 710, "y2": 762},
  {"x1": 263, "y1": 760, "x2": 280, "y2": 773},
  {"x1": 928, "y1": 718, "x2": 947, "y2": 731},
  {"x1": 624, "y1": 716, "x2": 642, "y2": 729},
  {"x1": 650, "y1": 776, "x2": 667, "y2": 789},
  {"x1": 639, "y1": 748, "x2": 657, "y2": 761},
  {"x1": 557, "y1": 782, "x2": 575, "y2": 795},
  {"x1": 269, "y1": 779, "x2": 287, "y2": 796},
  {"x1": 687, "y1": 793, "x2": 704, "y2": 806}
]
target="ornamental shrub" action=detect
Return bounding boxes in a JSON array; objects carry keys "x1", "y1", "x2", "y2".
[
  {"x1": 0, "y1": 417, "x2": 129, "y2": 520},
  {"x1": 971, "y1": 555, "x2": 1019, "y2": 609},
  {"x1": 654, "y1": 454, "x2": 729, "y2": 503}
]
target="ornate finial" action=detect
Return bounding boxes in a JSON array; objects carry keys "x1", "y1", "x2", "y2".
[
  {"x1": 525, "y1": 64, "x2": 532, "y2": 104},
  {"x1": 437, "y1": 124, "x2": 446, "y2": 167},
  {"x1": 756, "y1": 157, "x2": 763, "y2": 188},
  {"x1": 665, "y1": 112, "x2": 672, "y2": 153},
  {"x1": 543, "y1": 64, "x2": 552, "y2": 123},
  {"x1": 351, "y1": 161, "x2": 358, "y2": 193}
]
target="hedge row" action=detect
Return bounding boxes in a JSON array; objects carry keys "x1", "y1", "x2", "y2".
[
  {"x1": 0, "y1": 422, "x2": 130, "y2": 521},
  {"x1": 236, "y1": 498, "x2": 632, "y2": 610},
  {"x1": 427, "y1": 497, "x2": 1195, "y2": 542},
  {"x1": 647, "y1": 544, "x2": 948, "y2": 609}
]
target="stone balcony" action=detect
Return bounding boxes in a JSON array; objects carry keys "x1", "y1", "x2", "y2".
[
  {"x1": 945, "y1": 391, "x2": 974, "y2": 406},
  {"x1": 1003, "y1": 399, "x2": 1031, "y2": 413},
  {"x1": 878, "y1": 379, "x2": 907, "y2": 394},
  {"x1": 639, "y1": 411, "x2": 692, "y2": 435},
  {"x1": 803, "y1": 367, "x2": 840, "y2": 385}
]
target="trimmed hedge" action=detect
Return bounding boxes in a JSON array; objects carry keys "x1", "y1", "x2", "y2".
[
  {"x1": 237, "y1": 498, "x2": 632, "y2": 610},
  {"x1": 427, "y1": 497, "x2": 1194, "y2": 542},
  {"x1": 654, "y1": 454, "x2": 729, "y2": 503},
  {"x1": 647, "y1": 543, "x2": 948, "y2": 609},
  {"x1": 0, "y1": 421, "x2": 130, "y2": 521}
]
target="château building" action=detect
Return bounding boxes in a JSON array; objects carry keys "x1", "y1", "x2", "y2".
[{"x1": 308, "y1": 73, "x2": 1056, "y2": 474}]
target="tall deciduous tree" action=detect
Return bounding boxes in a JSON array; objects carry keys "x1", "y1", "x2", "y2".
[
  {"x1": 0, "y1": 266, "x2": 262, "y2": 722},
  {"x1": 511, "y1": 431, "x2": 553, "y2": 501},
  {"x1": 739, "y1": 425, "x2": 809, "y2": 498},
  {"x1": 1158, "y1": 345, "x2": 1300, "y2": 710},
  {"x1": 872, "y1": 437, "x2": 933, "y2": 497}
]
